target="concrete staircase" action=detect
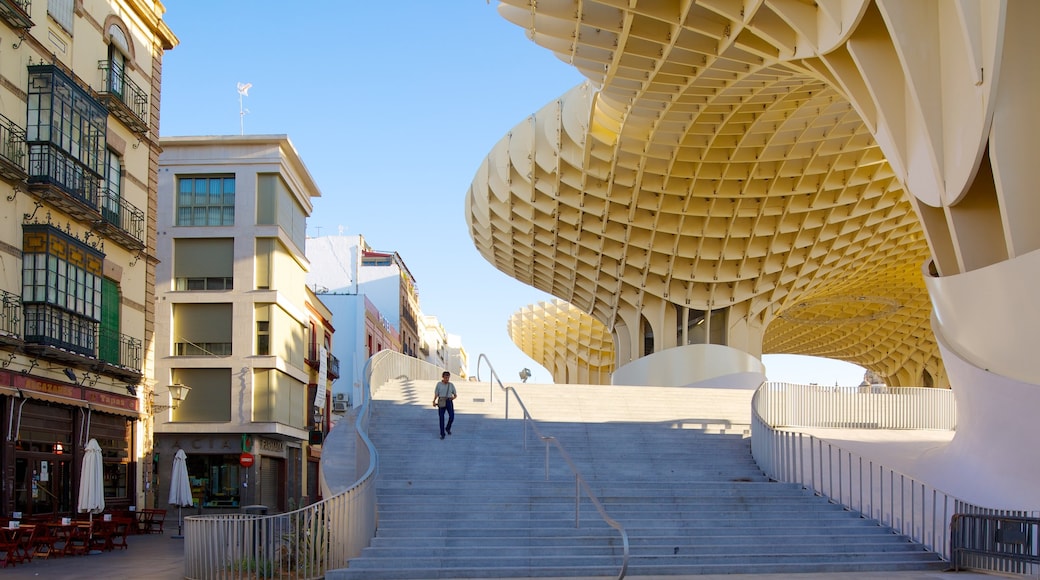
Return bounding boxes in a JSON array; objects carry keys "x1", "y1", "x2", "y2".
[{"x1": 328, "y1": 379, "x2": 946, "y2": 579}]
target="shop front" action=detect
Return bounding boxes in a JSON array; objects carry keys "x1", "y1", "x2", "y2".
[
  {"x1": 154, "y1": 433, "x2": 302, "y2": 514},
  {"x1": 1, "y1": 375, "x2": 139, "y2": 518}
]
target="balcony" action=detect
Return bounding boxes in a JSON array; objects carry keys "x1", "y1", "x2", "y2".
[
  {"x1": 27, "y1": 144, "x2": 102, "y2": 217},
  {"x1": 94, "y1": 187, "x2": 145, "y2": 251},
  {"x1": 328, "y1": 352, "x2": 340, "y2": 379},
  {"x1": 0, "y1": 292, "x2": 143, "y2": 382},
  {"x1": 0, "y1": 0, "x2": 32, "y2": 30},
  {"x1": 305, "y1": 348, "x2": 340, "y2": 380},
  {"x1": 96, "y1": 60, "x2": 149, "y2": 135},
  {"x1": 0, "y1": 113, "x2": 27, "y2": 183}
]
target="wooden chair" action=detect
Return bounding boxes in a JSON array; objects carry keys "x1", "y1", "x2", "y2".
[
  {"x1": 0, "y1": 528, "x2": 25, "y2": 567},
  {"x1": 139, "y1": 508, "x2": 166, "y2": 534},
  {"x1": 62, "y1": 524, "x2": 91, "y2": 556},
  {"x1": 30, "y1": 523, "x2": 60, "y2": 559},
  {"x1": 110, "y1": 517, "x2": 131, "y2": 549},
  {"x1": 90, "y1": 520, "x2": 115, "y2": 551},
  {"x1": 15, "y1": 525, "x2": 36, "y2": 562}
]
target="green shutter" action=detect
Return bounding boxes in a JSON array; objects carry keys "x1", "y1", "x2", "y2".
[{"x1": 99, "y1": 278, "x2": 120, "y2": 364}]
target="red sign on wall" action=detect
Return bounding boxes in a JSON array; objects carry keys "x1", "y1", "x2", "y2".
[{"x1": 239, "y1": 452, "x2": 255, "y2": 468}]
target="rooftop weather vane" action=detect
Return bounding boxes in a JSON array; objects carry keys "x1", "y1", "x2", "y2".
[{"x1": 237, "y1": 82, "x2": 252, "y2": 134}]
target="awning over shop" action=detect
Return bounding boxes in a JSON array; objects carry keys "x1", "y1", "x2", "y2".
[
  {"x1": 18, "y1": 388, "x2": 89, "y2": 408},
  {"x1": 88, "y1": 402, "x2": 141, "y2": 419}
]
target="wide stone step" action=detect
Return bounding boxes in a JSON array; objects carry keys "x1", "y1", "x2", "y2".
[
  {"x1": 369, "y1": 530, "x2": 918, "y2": 548},
  {"x1": 337, "y1": 551, "x2": 945, "y2": 577},
  {"x1": 371, "y1": 518, "x2": 894, "y2": 536},
  {"x1": 360, "y1": 539, "x2": 929, "y2": 559}
]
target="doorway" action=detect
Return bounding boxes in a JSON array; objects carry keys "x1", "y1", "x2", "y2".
[{"x1": 15, "y1": 455, "x2": 73, "y2": 516}]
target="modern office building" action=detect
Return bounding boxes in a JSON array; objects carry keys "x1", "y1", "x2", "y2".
[
  {"x1": 154, "y1": 135, "x2": 330, "y2": 513},
  {"x1": 509, "y1": 300, "x2": 615, "y2": 385},
  {"x1": 0, "y1": 0, "x2": 176, "y2": 517},
  {"x1": 466, "y1": 1, "x2": 1039, "y2": 500}
]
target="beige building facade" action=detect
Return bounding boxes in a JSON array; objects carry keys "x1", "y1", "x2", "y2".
[
  {"x1": 154, "y1": 135, "x2": 328, "y2": 513},
  {"x1": 468, "y1": 1, "x2": 1040, "y2": 501},
  {"x1": 0, "y1": 0, "x2": 176, "y2": 517}
]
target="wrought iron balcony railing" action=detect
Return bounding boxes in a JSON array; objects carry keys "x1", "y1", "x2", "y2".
[
  {"x1": 0, "y1": 289, "x2": 21, "y2": 338},
  {"x1": 0, "y1": 0, "x2": 32, "y2": 29},
  {"x1": 97, "y1": 325, "x2": 142, "y2": 371},
  {"x1": 0, "y1": 112, "x2": 28, "y2": 182},
  {"x1": 27, "y1": 144, "x2": 102, "y2": 209},
  {"x1": 11, "y1": 300, "x2": 143, "y2": 375},
  {"x1": 97, "y1": 187, "x2": 145, "y2": 248},
  {"x1": 96, "y1": 60, "x2": 149, "y2": 134},
  {"x1": 328, "y1": 352, "x2": 340, "y2": 379}
]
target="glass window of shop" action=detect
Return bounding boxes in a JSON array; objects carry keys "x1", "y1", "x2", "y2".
[
  {"x1": 88, "y1": 414, "x2": 132, "y2": 501},
  {"x1": 14, "y1": 403, "x2": 74, "y2": 516},
  {"x1": 185, "y1": 454, "x2": 241, "y2": 508}
]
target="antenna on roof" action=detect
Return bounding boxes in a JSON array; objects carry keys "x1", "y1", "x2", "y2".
[{"x1": 237, "y1": 82, "x2": 252, "y2": 135}]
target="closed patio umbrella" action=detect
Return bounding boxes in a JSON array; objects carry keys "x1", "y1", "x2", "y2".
[
  {"x1": 77, "y1": 438, "x2": 105, "y2": 554},
  {"x1": 168, "y1": 449, "x2": 194, "y2": 539}
]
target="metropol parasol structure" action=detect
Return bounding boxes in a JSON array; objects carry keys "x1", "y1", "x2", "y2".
[{"x1": 466, "y1": 0, "x2": 1040, "y2": 500}]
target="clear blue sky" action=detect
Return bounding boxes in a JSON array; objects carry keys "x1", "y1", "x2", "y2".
[{"x1": 159, "y1": 2, "x2": 866, "y2": 386}]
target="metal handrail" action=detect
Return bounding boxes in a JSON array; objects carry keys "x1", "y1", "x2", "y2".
[
  {"x1": 750, "y1": 381, "x2": 1037, "y2": 572},
  {"x1": 476, "y1": 353, "x2": 630, "y2": 579}
]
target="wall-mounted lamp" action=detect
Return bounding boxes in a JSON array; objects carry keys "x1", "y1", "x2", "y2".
[
  {"x1": 63, "y1": 368, "x2": 78, "y2": 382},
  {"x1": 21, "y1": 359, "x2": 37, "y2": 374},
  {"x1": 151, "y1": 383, "x2": 191, "y2": 414},
  {"x1": 126, "y1": 384, "x2": 138, "y2": 397}
]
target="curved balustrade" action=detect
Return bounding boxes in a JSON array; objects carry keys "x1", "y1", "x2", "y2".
[
  {"x1": 183, "y1": 350, "x2": 444, "y2": 579},
  {"x1": 751, "y1": 381, "x2": 1036, "y2": 573}
]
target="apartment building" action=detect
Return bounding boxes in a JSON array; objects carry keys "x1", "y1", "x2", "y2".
[
  {"x1": 0, "y1": 0, "x2": 176, "y2": 517},
  {"x1": 154, "y1": 135, "x2": 332, "y2": 513},
  {"x1": 306, "y1": 234, "x2": 417, "y2": 407}
]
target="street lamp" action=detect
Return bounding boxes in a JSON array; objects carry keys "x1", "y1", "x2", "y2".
[{"x1": 151, "y1": 383, "x2": 191, "y2": 413}]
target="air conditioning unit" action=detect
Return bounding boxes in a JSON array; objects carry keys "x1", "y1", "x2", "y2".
[{"x1": 331, "y1": 400, "x2": 349, "y2": 413}]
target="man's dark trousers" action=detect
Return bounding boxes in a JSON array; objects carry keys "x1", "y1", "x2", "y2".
[{"x1": 439, "y1": 399, "x2": 455, "y2": 437}]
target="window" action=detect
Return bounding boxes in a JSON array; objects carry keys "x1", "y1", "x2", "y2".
[
  {"x1": 185, "y1": 454, "x2": 240, "y2": 508},
  {"x1": 257, "y1": 321, "x2": 270, "y2": 356},
  {"x1": 89, "y1": 415, "x2": 131, "y2": 500},
  {"x1": 176, "y1": 176, "x2": 235, "y2": 226},
  {"x1": 107, "y1": 42, "x2": 127, "y2": 98},
  {"x1": 22, "y1": 224, "x2": 103, "y2": 356},
  {"x1": 48, "y1": 0, "x2": 74, "y2": 33},
  {"x1": 174, "y1": 238, "x2": 233, "y2": 290},
  {"x1": 176, "y1": 277, "x2": 233, "y2": 291},
  {"x1": 103, "y1": 148, "x2": 122, "y2": 224},
  {"x1": 26, "y1": 66, "x2": 107, "y2": 206},
  {"x1": 172, "y1": 303, "x2": 232, "y2": 357}
]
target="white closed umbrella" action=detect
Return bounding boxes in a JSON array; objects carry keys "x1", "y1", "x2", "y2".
[
  {"x1": 77, "y1": 438, "x2": 105, "y2": 554},
  {"x1": 168, "y1": 449, "x2": 193, "y2": 539}
]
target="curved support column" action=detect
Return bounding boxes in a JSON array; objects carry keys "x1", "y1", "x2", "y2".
[{"x1": 921, "y1": 327, "x2": 1040, "y2": 509}]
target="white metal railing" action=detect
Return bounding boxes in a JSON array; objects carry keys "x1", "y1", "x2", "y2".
[
  {"x1": 183, "y1": 350, "x2": 444, "y2": 579},
  {"x1": 757, "y1": 382, "x2": 957, "y2": 430},
  {"x1": 750, "y1": 382, "x2": 1037, "y2": 570},
  {"x1": 476, "y1": 354, "x2": 630, "y2": 579}
]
